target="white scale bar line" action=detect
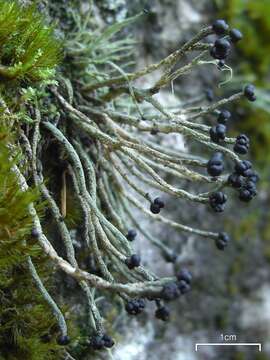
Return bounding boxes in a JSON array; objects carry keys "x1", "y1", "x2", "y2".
[{"x1": 195, "y1": 343, "x2": 262, "y2": 352}]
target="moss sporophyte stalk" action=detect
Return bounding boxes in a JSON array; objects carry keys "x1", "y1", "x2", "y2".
[{"x1": 0, "y1": 1, "x2": 260, "y2": 358}]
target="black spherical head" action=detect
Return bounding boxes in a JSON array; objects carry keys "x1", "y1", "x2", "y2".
[
  {"x1": 209, "y1": 191, "x2": 227, "y2": 212},
  {"x1": 228, "y1": 173, "x2": 243, "y2": 188},
  {"x1": 217, "y1": 109, "x2": 231, "y2": 124},
  {"x1": 233, "y1": 134, "x2": 250, "y2": 155},
  {"x1": 239, "y1": 187, "x2": 256, "y2": 202},
  {"x1": 234, "y1": 143, "x2": 248, "y2": 155},
  {"x1": 237, "y1": 134, "x2": 249, "y2": 143},
  {"x1": 234, "y1": 160, "x2": 252, "y2": 176},
  {"x1": 207, "y1": 152, "x2": 224, "y2": 177},
  {"x1": 176, "y1": 268, "x2": 192, "y2": 284},
  {"x1": 215, "y1": 232, "x2": 230, "y2": 250},
  {"x1": 125, "y1": 254, "x2": 141, "y2": 269},
  {"x1": 102, "y1": 334, "x2": 115, "y2": 348},
  {"x1": 212, "y1": 19, "x2": 229, "y2": 35},
  {"x1": 215, "y1": 38, "x2": 231, "y2": 52},
  {"x1": 125, "y1": 299, "x2": 145, "y2": 315},
  {"x1": 244, "y1": 84, "x2": 256, "y2": 101},
  {"x1": 91, "y1": 335, "x2": 105, "y2": 350},
  {"x1": 178, "y1": 280, "x2": 191, "y2": 294},
  {"x1": 229, "y1": 28, "x2": 243, "y2": 43},
  {"x1": 31, "y1": 228, "x2": 40, "y2": 238},
  {"x1": 161, "y1": 282, "x2": 180, "y2": 301},
  {"x1": 247, "y1": 170, "x2": 260, "y2": 184},
  {"x1": 155, "y1": 306, "x2": 170, "y2": 321},
  {"x1": 210, "y1": 124, "x2": 227, "y2": 143},
  {"x1": 154, "y1": 197, "x2": 165, "y2": 208},
  {"x1": 212, "y1": 39, "x2": 231, "y2": 59},
  {"x1": 126, "y1": 229, "x2": 137, "y2": 241},
  {"x1": 57, "y1": 335, "x2": 70, "y2": 346},
  {"x1": 150, "y1": 202, "x2": 161, "y2": 214}
]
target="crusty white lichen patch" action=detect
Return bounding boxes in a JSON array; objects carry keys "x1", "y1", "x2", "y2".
[
  {"x1": 177, "y1": 0, "x2": 201, "y2": 29},
  {"x1": 112, "y1": 322, "x2": 155, "y2": 360},
  {"x1": 112, "y1": 321, "x2": 200, "y2": 360}
]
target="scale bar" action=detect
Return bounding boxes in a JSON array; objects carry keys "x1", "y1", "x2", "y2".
[{"x1": 195, "y1": 343, "x2": 262, "y2": 352}]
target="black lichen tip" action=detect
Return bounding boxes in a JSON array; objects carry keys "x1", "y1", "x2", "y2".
[
  {"x1": 125, "y1": 254, "x2": 141, "y2": 269},
  {"x1": 125, "y1": 299, "x2": 145, "y2": 315},
  {"x1": 161, "y1": 282, "x2": 180, "y2": 301},
  {"x1": 154, "y1": 197, "x2": 165, "y2": 208},
  {"x1": 229, "y1": 28, "x2": 243, "y2": 43},
  {"x1": 31, "y1": 228, "x2": 40, "y2": 238},
  {"x1": 212, "y1": 19, "x2": 229, "y2": 35},
  {"x1": 57, "y1": 335, "x2": 70, "y2": 346},
  {"x1": 155, "y1": 305, "x2": 170, "y2": 321},
  {"x1": 215, "y1": 232, "x2": 230, "y2": 250},
  {"x1": 176, "y1": 268, "x2": 192, "y2": 284},
  {"x1": 244, "y1": 84, "x2": 256, "y2": 102},
  {"x1": 207, "y1": 152, "x2": 224, "y2": 177},
  {"x1": 126, "y1": 229, "x2": 137, "y2": 241},
  {"x1": 209, "y1": 191, "x2": 227, "y2": 213}
]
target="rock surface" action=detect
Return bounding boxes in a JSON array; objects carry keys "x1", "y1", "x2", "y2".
[{"x1": 109, "y1": 1, "x2": 270, "y2": 360}]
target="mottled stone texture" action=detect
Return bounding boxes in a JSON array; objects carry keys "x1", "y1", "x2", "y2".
[{"x1": 107, "y1": 2, "x2": 269, "y2": 360}]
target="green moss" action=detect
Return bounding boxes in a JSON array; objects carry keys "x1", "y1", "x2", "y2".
[
  {"x1": 0, "y1": 124, "x2": 63, "y2": 359},
  {"x1": 218, "y1": 1, "x2": 270, "y2": 165},
  {"x1": 220, "y1": 1, "x2": 270, "y2": 81},
  {"x1": 0, "y1": 0, "x2": 62, "y2": 83}
]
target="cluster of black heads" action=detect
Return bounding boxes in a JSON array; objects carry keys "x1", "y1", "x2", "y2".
[
  {"x1": 209, "y1": 85, "x2": 256, "y2": 147},
  {"x1": 207, "y1": 150, "x2": 259, "y2": 208},
  {"x1": 40, "y1": 19, "x2": 258, "y2": 350},
  {"x1": 89, "y1": 334, "x2": 115, "y2": 351},
  {"x1": 210, "y1": 20, "x2": 243, "y2": 63},
  {"x1": 57, "y1": 332, "x2": 114, "y2": 351},
  {"x1": 206, "y1": 23, "x2": 258, "y2": 252},
  {"x1": 228, "y1": 160, "x2": 259, "y2": 202},
  {"x1": 124, "y1": 268, "x2": 193, "y2": 323},
  {"x1": 150, "y1": 197, "x2": 165, "y2": 214},
  {"x1": 125, "y1": 298, "x2": 146, "y2": 315},
  {"x1": 209, "y1": 109, "x2": 231, "y2": 144},
  {"x1": 161, "y1": 268, "x2": 192, "y2": 301},
  {"x1": 206, "y1": 42, "x2": 258, "y2": 213}
]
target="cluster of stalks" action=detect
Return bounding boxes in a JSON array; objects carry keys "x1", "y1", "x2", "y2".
[{"x1": 8, "y1": 7, "x2": 257, "y2": 356}]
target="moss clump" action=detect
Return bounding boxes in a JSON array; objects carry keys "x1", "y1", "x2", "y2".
[
  {"x1": 0, "y1": 123, "x2": 62, "y2": 360},
  {"x1": 0, "y1": 0, "x2": 62, "y2": 83},
  {"x1": 220, "y1": 1, "x2": 270, "y2": 80}
]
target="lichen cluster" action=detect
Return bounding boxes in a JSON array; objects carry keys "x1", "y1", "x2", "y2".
[{"x1": 0, "y1": 1, "x2": 260, "y2": 359}]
